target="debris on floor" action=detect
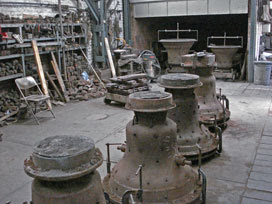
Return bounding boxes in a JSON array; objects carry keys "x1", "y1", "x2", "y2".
[
  {"x1": 65, "y1": 53, "x2": 106, "y2": 101},
  {"x1": 67, "y1": 78, "x2": 106, "y2": 101},
  {"x1": 0, "y1": 89, "x2": 21, "y2": 126}
]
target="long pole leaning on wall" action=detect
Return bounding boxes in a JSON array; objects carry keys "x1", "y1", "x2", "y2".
[{"x1": 248, "y1": 0, "x2": 257, "y2": 82}]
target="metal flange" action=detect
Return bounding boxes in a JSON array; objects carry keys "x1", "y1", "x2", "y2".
[
  {"x1": 24, "y1": 135, "x2": 103, "y2": 181},
  {"x1": 125, "y1": 91, "x2": 176, "y2": 112}
]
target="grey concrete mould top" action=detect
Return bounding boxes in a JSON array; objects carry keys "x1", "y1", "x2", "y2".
[
  {"x1": 24, "y1": 135, "x2": 104, "y2": 181},
  {"x1": 158, "y1": 73, "x2": 202, "y2": 89}
]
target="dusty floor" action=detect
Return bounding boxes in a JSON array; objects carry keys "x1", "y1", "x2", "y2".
[{"x1": 1, "y1": 81, "x2": 272, "y2": 204}]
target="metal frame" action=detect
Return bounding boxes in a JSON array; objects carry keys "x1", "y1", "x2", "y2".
[
  {"x1": 84, "y1": 0, "x2": 108, "y2": 64},
  {"x1": 0, "y1": 23, "x2": 87, "y2": 82},
  {"x1": 207, "y1": 33, "x2": 243, "y2": 48},
  {"x1": 15, "y1": 76, "x2": 55, "y2": 125},
  {"x1": 158, "y1": 23, "x2": 198, "y2": 41}
]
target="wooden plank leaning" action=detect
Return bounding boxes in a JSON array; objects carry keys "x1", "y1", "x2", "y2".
[{"x1": 31, "y1": 40, "x2": 52, "y2": 110}]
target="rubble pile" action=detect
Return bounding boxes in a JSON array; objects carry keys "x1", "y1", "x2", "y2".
[
  {"x1": 67, "y1": 79, "x2": 105, "y2": 101},
  {"x1": 0, "y1": 89, "x2": 22, "y2": 126},
  {"x1": 66, "y1": 53, "x2": 106, "y2": 101}
]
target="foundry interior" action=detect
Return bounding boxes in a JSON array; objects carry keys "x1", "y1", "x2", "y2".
[{"x1": 1, "y1": 0, "x2": 272, "y2": 204}]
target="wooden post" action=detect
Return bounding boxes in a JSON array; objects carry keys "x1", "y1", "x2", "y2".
[
  {"x1": 45, "y1": 71, "x2": 65, "y2": 102},
  {"x1": 31, "y1": 40, "x2": 52, "y2": 110},
  {"x1": 105, "y1": 37, "x2": 116, "y2": 77},
  {"x1": 51, "y1": 52, "x2": 69, "y2": 102}
]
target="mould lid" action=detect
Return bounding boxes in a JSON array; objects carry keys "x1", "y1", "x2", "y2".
[
  {"x1": 125, "y1": 91, "x2": 175, "y2": 112},
  {"x1": 33, "y1": 135, "x2": 94, "y2": 158},
  {"x1": 24, "y1": 135, "x2": 103, "y2": 181},
  {"x1": 158, "y1": 73, "x2": 202, "y2": 89},
  {"x1": 159, "y1": 38, "x2": 197, "y2": 43}
]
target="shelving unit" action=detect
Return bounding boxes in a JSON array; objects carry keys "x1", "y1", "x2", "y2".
[
  {"x1": 0, "y1": 22, "x2": 88, "y2": 82},
  {"x1": 0, "y1": 73, "x2": 24, "y2": 82}
]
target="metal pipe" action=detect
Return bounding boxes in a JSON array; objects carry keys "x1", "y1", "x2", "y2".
[
  {"x1": 58, "y1": 0, "x2": 67, "y2": 83},
  {"x1": 106, "y1": 143, "x2": 123, "y2": 174},
  {"x1": 196, "y1": 143, "x2": 202, "y2": 180},
  {"x1": 216, "y1": 127, "x2": 223, "y2": 153},
  {"x1": 123, "y1": 0, "x2": 132, "y2": 45},
  {"x1": 248, "y1": 0, "x2": 257, "y2": 82},
  {"x1": 199, "y1": 169, "x2": 207, "y2": 204}
]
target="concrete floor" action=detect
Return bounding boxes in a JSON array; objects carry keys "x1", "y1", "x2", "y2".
[{"x1": 1, "y1": 81, "x2": 272, "y2": 204}]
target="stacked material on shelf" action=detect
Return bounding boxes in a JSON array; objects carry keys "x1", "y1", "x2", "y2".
[{"x1": 0, "y1": 60, "x2": 23, "y2": 77}]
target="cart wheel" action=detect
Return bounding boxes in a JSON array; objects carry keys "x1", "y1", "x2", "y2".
[{"x1": 104, "y1": 98, "x2": 111, "y2": 105}]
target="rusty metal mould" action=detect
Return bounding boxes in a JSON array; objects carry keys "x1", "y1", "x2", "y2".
[
  {"x1": 181, "y1": 53, "x2": 230, "y2": 131},
  {"x1": 24, "y1": 135, "x2": 106, "y2": 204},
  {"x1": 103, "y1": 91, "x2": 204, "y2": 204},
  {"x1": 159, "y1": 73, "x2": 220, "y2": 161}
]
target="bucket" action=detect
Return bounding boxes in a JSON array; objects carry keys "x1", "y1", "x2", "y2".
[{"x1": 254, "y1": 61, "x2": 272, "y2": 85}]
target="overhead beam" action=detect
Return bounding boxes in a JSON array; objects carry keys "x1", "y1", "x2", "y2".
[{"x1": 84, "y1": 0, "x2": 100, "y2": 23}]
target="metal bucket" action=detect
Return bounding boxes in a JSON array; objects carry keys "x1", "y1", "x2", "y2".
[{"x1": 254, "y1": 61, "x2": 272, "y2": 85}]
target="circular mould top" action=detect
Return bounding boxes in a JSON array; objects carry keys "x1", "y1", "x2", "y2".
[
  {"x1": 24, "y1": 148, "x2": 103, "y2": 181},
  {"x1": 25, "y1": 135, "x2": 103, "y2": 181},
  {"x1": 159, "y1": 39, "x2": 197, "y2": 43},
  {"x1": 33, "y1": 135, "x2": 94, "y2": 158},
  {"x1": 125, "y1": 91, "x2": 175, "y2": 112},
  {"x1": 158, "y1": 73, "x2": 202, "y2": 89},
  {"x1": 132, "y1": 91, "x2": 169, "y2": 99}
]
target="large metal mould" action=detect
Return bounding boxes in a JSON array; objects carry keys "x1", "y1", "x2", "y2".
[
  {"x1": 159, "y1": 73, "x2": 221, "y2": 161},
  {"x1": 160, "y1": 39, "x2": 196, "y2": 65},
  {"x1": 207, "y1": 33, "x2": 243, "y2": 69},
  {"x1": 158, "y1": 23, "x2": 198, "y2": 69},
  {"x1": 24, "y1": 135, "x2": 106, "y2": 204},
  {"x1": 103, "y1": 91, "x2": 204, "y2": 204},
  {"x1": 181, "y1": 52, "x2": 230, "y2": 131}
]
